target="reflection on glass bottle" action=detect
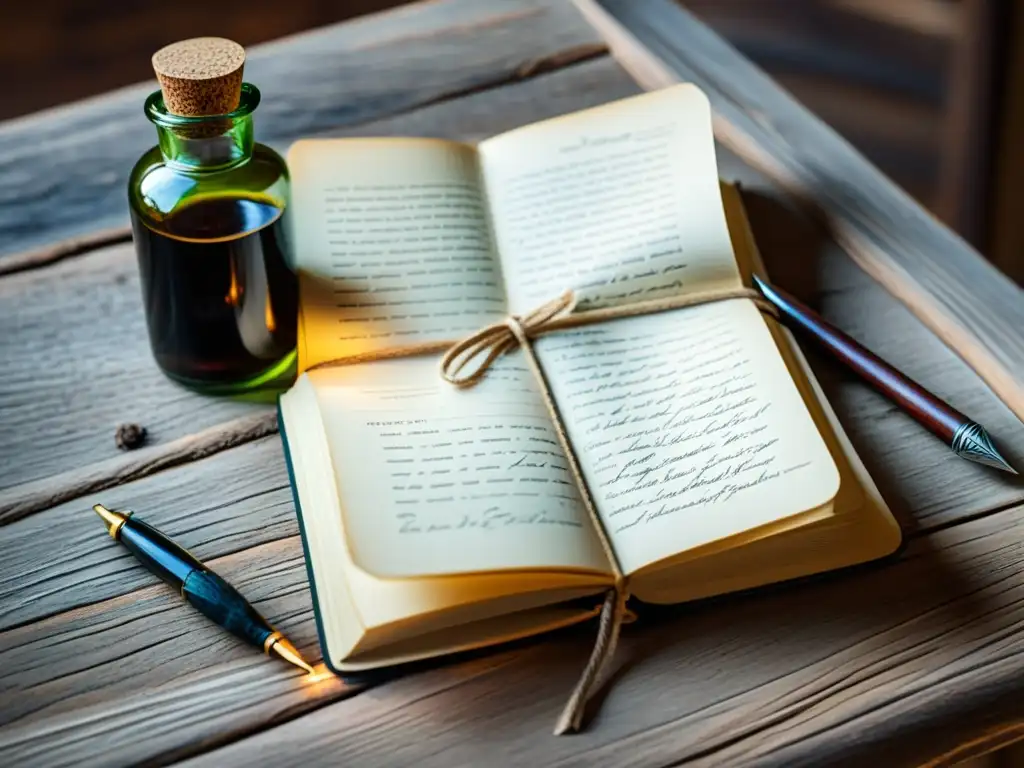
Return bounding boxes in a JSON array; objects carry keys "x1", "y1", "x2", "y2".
[{"x1": 128, "y1": 83, "x2": 297, "y2": 393}]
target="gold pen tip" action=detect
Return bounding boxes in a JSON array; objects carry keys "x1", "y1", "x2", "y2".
[
  {"x1": 93, "y1": 504, "x2": 130, "y2": 540},
  {"x1": 269, "y1": 636, "x2": 315, "y2": 675}
]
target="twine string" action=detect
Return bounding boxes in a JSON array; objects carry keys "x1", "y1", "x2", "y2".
[{"x1": 437, "y1": 285, "x2": 778, "y2": 733}]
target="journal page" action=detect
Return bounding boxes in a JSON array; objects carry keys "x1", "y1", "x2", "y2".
[
  {"x1": 287, "y1": 138, "x2": 507, "y2": 371},
  {"x1": 534, "y1": 303, "x2": 840, "y2": 575},
  {"x1": 478, "y1": 84, "x2": 839, "y2": 573},
  {"x1": 308, "y1": 355, "x2": 612, "y2": 579},
  {"x1": 477, "y1": 84, "x2": 741, "y2": 315}
]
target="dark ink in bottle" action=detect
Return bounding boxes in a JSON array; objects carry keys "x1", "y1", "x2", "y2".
[
  {"x1": 128, "y1": 38, "x2": 296, "y2": 393},
  {"x1": 131, "y1": 195, "x2": 297, "y2": 387}
]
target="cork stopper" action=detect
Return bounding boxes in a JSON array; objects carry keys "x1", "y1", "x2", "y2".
[{"x1": 152, "y1": 37, "x2": 245, "y2": 116}]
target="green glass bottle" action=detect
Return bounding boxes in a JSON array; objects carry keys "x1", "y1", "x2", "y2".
[{"x1": 128, "y1": 39, "x2": 296, "y2": 394}]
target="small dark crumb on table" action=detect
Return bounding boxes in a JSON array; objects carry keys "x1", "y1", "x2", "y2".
[{"x1": 115, "y1": 423, "x2": 147, "y2": 450}]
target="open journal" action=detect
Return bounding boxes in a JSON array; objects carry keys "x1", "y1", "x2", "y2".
[{"x1": 279, "y1": 85, "x2": 901, "y2": 681}]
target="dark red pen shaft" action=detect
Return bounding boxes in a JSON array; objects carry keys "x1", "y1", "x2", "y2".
[{"x1": 753, "y1": 275, "x2": 1016, "y2": 474}]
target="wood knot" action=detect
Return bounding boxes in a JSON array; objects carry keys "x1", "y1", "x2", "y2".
[{"x1": 114, "y1": 423, "x2": 148, "y2": 451}]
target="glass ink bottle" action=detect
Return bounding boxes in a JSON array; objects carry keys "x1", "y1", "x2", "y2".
[{"x1": 128, "y1": 38, "x2": 297, "y2": 393}]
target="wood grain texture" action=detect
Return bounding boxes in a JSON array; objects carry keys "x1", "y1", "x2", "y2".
[
  {"x1": 717, "y1": 149, "x2": 1024, "y2": 529},
  {"x1": 313, "y1": 54, "x2": 639, "y2": 143},
  {"x1": 0, "y1": 437, "x2": 292, "y2": 631},
  {"x1": 162, "y1": 505, "x2": 1024, "y2": 768},
  {"x1": 0, "y1": 0, "x2": 603, "y2": 262},
  {"x1": 0, "y1": 55, "x2": 630, "y2": 499},
  {"x1": 0, "y1": 536, "x2": 360, "y2": 768},
  {"x1": 0, "y1": 241, "x2": 270, "y2": 494},
  {"x1": 4, "y1": 442, "x2": 1024, "y2": 768},
  {"x1": 0, "y1": 411, "x2": 278, "y2": 526},
  {"x1": 577, "y1": 0, "x2": 1024, "y2": 426}
]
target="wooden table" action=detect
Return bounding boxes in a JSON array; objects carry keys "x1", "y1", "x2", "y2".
[{"x1": 4, "y1": 1, "x2": 1024, "y2": 765}]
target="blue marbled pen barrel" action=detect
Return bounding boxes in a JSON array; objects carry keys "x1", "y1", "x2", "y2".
[{"x1": 93, "y1": 504, "x2": 313, "y2": 672}]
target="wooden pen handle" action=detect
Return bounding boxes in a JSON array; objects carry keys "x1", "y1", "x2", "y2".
[{"x1": 753, "y1": 276, "x2": 967, "y2": 442}]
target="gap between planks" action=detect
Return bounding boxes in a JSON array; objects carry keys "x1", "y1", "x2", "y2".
[
  {"x1": 0, "y1": 226, "x2": 132, "y2": 278},
  {"x1": 0, "y1": 43, "x2": 607, "y2": 279},
  {"x1": 574, "y1": 0, "x2": 1024, "y2": 436},
  {"x1": 8, "y1": 504, "x2": 1024, "y2": 768},
  {"x1": 0, "y1": 50, "x2": 617, "y2": 524},
  {"x1": 0, "y1": 411, "x2": 278, "y2": 526}
]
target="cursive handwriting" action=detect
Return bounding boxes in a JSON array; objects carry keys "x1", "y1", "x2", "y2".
[
  {"x1": 483, "y1": 121, "x2": 706, "y2": 313},
  {"x1": 397, "y1": 505, "x2": 582, "y2": 534},
  {"x1": 316, "y1": 355, "x2": 609, "y2": 577},
  {"x1": 536, "y1": 302, "x2": 832, "y2": 574}
]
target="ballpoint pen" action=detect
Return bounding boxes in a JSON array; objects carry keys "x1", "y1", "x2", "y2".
[
  {"x1": 753, "y1": 275, "x2": 1017, "y2": 475},
  {"x1": 93, "y1": 504, "x2": 314, "y2": 673}
]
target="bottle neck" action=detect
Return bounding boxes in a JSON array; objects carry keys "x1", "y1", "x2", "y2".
[
  {"x1": 155, "y1": 116, "x2": 254, "y2": 170},
  {"x1": 145, "y1": 82, "x2": 260, "y2": 172}
]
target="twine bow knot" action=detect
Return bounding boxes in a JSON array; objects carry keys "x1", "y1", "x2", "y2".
[
  {"x1": 436, "y1": 283, "x2": 778, "y2": 734},
  {"x1": 440, "y1": 291, "x2": 575, "y2": 387},
  {"x1": 303, "y1": 283, "x2": 778, "y2": 733}
]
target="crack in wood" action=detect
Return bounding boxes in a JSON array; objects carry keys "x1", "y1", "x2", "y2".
[
  {"x1": 913, "y1": 496, "x2": 1024, "y2": 539},
  {"x1": 0, "y1": 45, "x2": 607, "y2": 278},
  {"x1": 0, "y1": 410, "x2": 279, "y2": 526},
  {"x1": 5, "y1": 0, "x2": 1024, "y2": 763},
  {"x1": 0, "y1": 225, "x2": 132, "y2": 278}
]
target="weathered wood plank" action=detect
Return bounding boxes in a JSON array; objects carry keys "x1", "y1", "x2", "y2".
[
  {"x1": 0, "y1": 437, "x2": 292, "y2": 631},
  {"x1": 0, "y1": 243, "x2": 273, "y2": 494},
  {"x1": 316, "y1": 53, "x2": 638, "y2": 143},
  {"x1": 0, "y1": 0, "x2": 604, "y2": 265},
  {"x1": 6, "y1": 124, "x2": 1024, "y2": 638},
  {"x1": 0, "y1": 536, "x2": 360, "y2": 768},
  {"x1": 578, "y1": 0, "x2": 1024, "y2": 425},
  {"x1": 8, "y1": 473, "x2": 1024, "y2": 767},
  {"x1": 0, "y1": 56, "x2": 633, "y2": 500},
  {"x1": 103, "y1": 505, "x2": 1024, "y2": 768},
  {"x1": 4, "y1": 52, "x2": 1021, "y2": 527},
  {"x1": 718, "y1": 151, "x2": 1024, "y2": 531}
]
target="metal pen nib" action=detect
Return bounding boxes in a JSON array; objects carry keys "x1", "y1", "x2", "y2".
[
  {"x1": 266, "y1": 633, "x2": 315, "y2": 674},
  {"x1": 93, "y1": 504, "x2": 130, "y2": 539},
  {"x1": 96, "y1": 504, "x2": 315, "y2": 675},
  {"x1": 951, "y1": 422, "x2": 1018, "y2": 475}
]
